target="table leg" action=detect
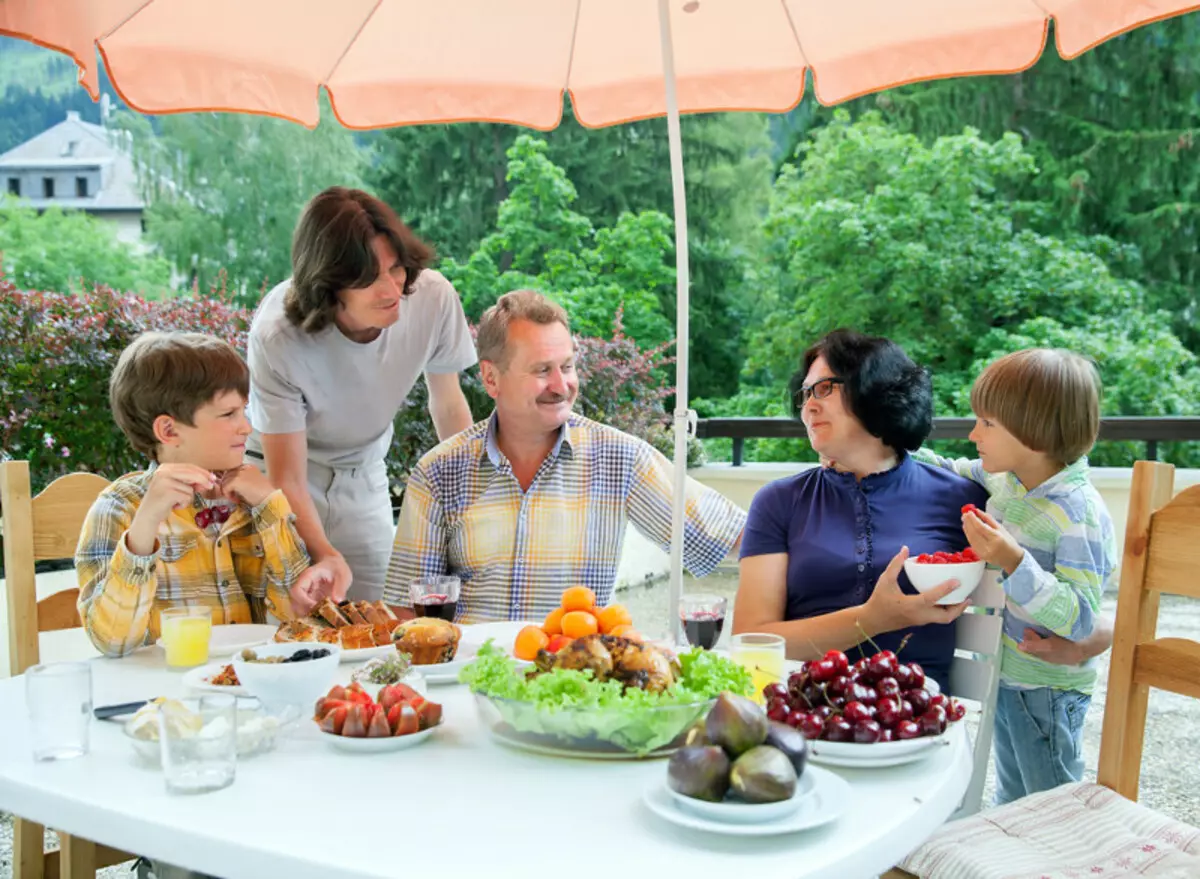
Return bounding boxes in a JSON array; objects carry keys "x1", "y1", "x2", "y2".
[
  {"x1": 13, "y1": 817, "x2": 46, "y2": 879},
  {"x1": 59, "y1": 834, "x2": 97, "y2": 879}
]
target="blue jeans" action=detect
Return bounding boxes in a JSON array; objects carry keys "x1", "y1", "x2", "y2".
[{"x1": 993, "y1": 685, "x2": 1090, "y2": 805}]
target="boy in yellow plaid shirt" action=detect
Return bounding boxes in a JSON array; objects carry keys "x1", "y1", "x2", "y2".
[{"x1": 76, "y1": 331, "x2": 310, "y2": 657}]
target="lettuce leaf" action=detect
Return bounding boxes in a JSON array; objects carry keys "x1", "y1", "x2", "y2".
[{"x1": 460, "y1": 641, "x2": 753, "y2": 754}]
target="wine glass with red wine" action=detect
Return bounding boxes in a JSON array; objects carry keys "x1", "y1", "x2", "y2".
[
  {"x1": 409, "y1": 576, "x2": 461, "y2": 621},
  {"x1": 679, "y1": 593, "x2": 728, "y2": 650}
]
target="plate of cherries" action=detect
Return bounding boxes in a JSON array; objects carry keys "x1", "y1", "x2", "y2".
[{"x1": 764, "y1": 646, "x2": 967, "y2": 768}]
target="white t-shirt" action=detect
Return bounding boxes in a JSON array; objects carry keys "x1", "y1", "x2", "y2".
[{"x1": 246, "y1": 268, "x2": 477, "y2": 470}]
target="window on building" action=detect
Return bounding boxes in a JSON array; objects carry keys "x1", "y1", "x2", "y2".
[
  {"x1": 76, "y1": 176, "x2": 89, "y2": 198},
  {"x1": 6, "y1": 178, "x2": 19, "y2": 196},
  {"x1": 42, "y1": 177, "x2": 55, "y2": 198}
]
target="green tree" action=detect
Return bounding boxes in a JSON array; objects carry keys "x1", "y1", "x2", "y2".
[
  {"x1": 440, "y1": 136, "x2": 674, "y2": 349},
  {"x1": 118, "y1": 99, "x2": 365, "y2": 300},
  {"x1": 0, "y1": 196, "x2": 171, "y2": 293},
  {"x1": 710, "y1": 112, "x2": 1200, "y2": 466},
  {"x1": 367, "y1": 105, "x2": 773, "y2": 399},
  {"x1": 870, "y1": 16, "x2": 1200, "y2": 352}
]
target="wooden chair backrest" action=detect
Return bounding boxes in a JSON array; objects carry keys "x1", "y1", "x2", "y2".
[
  {"x1": 1097, "y1": 460, "x2": 1200, "y2": 800},
  {"x1": 1, "y1": 460, "x2": 110, "y2": 675}
]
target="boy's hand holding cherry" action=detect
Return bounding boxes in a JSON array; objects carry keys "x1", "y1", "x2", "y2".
[{"x1": 960, "y1": 503, "x2": 1025, "y2": 575}]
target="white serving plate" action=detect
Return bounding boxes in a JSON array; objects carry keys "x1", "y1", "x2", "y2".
[
  {"x1": 181, "y1": 662, "x2": 247, "y2": 697},
  {"x1": 807, "y1": 729, "x2": 953, "y2": 768},
  {"x1": 643, "y1": 765, "x2": 851, "y2": 837},
  {"x1": 667, "y1": 767, "x2": 817, "y2": 824},
  {"x1": 318, "y1": 723, "x2": 440, "y2": 753}
]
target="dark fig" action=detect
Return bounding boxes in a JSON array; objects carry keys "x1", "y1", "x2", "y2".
[
  {"x1": 764, "y1": 720, "x2": 809, "y2": 776},
  {"x1": 667, "y1": 745, "x2": 731, "y2": 802},
  {"x1": 729, "y1": 745, "x2": 797, "y2": 804},
  {"x1": 705, "y1": 691, "x2": 768, "y2": 757}
]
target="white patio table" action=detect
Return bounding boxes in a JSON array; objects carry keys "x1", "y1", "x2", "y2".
[{"x1": 0, "y1": 623, "x2": 971, "y2": 879}]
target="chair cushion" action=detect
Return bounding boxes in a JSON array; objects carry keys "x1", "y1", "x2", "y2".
[{"x1": 901, "y1": 782, "x2": 1200, "y2": 878}]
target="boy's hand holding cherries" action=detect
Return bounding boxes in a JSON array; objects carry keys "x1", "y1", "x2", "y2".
[{"x1": 958, "y1": 503, "x2": 1025, "y2": 575}]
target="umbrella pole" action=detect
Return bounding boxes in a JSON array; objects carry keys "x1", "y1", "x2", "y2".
[{"x1": 657, "y1": 0, "x2": 691, "y2": 645}]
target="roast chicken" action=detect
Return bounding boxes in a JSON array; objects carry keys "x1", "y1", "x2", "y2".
[{"x1": 532, "y1": 634, "x2": 678, "y2": 693}]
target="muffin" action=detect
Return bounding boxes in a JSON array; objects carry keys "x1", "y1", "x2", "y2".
[{"x1": 391, "y1": 617, "x2": 461, "y2": 665}]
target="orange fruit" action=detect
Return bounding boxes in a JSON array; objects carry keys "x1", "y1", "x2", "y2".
[
  {"x1": 609, "y1": 625, "x2": 642, "y2": 641},
  {"x1": 596, "y1": 604, "x2": 633, "y2": 634},
  {"x1": 561, "y1": 611, "x2": 599, "y2": 639},
  {"x1": 513, "y1": 625, "x2": 550, "y2": 661},
  {"x1": 560, "y1": 586, "x2": 597, "y2": 614},
  {"x1": 543, "y1": 607, "x2": 567, "y2": 636},
  {"x1": 545, "y1": 634, "x2": 574, "y2": 654}
]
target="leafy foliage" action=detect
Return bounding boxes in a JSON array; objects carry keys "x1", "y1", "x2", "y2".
[
  {"x1": 116, "y1": 98, "x2": 365, "y2": 301},
  {"x1": 0, "y1": 196, "x2": 171, "y2": 294},
  {"x1": 708, "y1": 111, "x2": 1200, "y2": 467}
]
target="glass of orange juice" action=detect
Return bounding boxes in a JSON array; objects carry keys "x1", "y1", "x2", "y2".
[
  {"x1": 160, "y1": 607, "x2": 213, "y2": 668},
  {"x1": 730, "y1": 632, "x2": 785, "y2": 703}
]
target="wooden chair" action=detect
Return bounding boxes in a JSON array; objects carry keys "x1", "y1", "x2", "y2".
[
  {"x1": 946, "y1": 568, "x2": 1004, "y2": 818},
  {"x1": 887, "y1": 460, "x2": 1200, "y2": 877},
  {"x1": 1, "y1": 460, "x2": 135, "y2": 879}
]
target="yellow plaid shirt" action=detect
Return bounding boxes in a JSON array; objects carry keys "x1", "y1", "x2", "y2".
[
  {"x1": 75, "y1": 468, "x2": 309, "y2": 657},
  {"x1": 384, "y1": 413, "x2": 746, "y2": 622}
]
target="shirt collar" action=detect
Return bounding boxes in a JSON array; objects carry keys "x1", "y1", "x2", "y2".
[
  {"x1": 821, "y1": 450, "x2": 913, "y2": 488},
  {"x1": 483, "y1": 410, "x2": 575, "y2": 470},
  {"x1": 1005, "y1": 455, "x2": 1091, "y2": 498}
]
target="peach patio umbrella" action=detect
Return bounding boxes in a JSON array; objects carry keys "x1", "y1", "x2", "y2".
[{"x1": 3, "y1": 0, "x2": 1197, "y2": 629}]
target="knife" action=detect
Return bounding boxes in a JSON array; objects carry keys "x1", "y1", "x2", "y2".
[{"x1": 94, "y1": 700, "x2": 151, "y2": 721}]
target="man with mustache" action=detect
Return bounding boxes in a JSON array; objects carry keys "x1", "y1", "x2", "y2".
[{"x1": 382, "y1": 290, "x2": 746, "y2": 622}]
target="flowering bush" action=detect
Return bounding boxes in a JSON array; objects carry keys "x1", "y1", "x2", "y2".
[
  {"x1": 0, "y1": 277, "x2": 251, "y2": 490},
  {"x1": 2, "y1": 282, "x2": 692, "y2": 500}
]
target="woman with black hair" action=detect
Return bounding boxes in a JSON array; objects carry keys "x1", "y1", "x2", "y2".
[{"x1": 733, "y1": 329, "x2": 987, "y2": 690}]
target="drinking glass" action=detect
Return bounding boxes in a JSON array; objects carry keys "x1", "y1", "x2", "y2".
[
  {"x1": 730, "y1": 632, "x2": 786, "y2": 703},
  {"x1": 159, "y1": 694, "x2": 236, "y2": 794},
  {"x1": 26, "y1": 662, "x2": 92, "y2": 761},
  {"x1": 159, "y1": 606, "x2": 213, "y2": 668},
  {"x1": 679, "y1": 593, "x2": 728, "y2": 650},
  {"x1": 409, "y1": 576, "x2": 461, "y2": 621}
]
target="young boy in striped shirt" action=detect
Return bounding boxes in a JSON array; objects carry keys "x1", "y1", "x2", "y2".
[
  {"x1": 917, "y1": 348, "x2": 1117, "y2": 803},
  {"x1": 76, "y1": 332, "x2": 310, "y2": 658}
]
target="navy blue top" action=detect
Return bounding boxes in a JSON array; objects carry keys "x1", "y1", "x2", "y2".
[{"x1": 740, "y1": 454, "x2": 988, "y2": 692}]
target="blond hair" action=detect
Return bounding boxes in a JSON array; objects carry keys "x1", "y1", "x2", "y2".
[
  {"x1": 476, "y1": 290, "x2": 571, "y2": 369},
  {"x1": 970, "y1": 348, "x2": 1101, "y2": 465},
  {"x1": 110, "y1": 332, "x2": 249, "y2": 460}
]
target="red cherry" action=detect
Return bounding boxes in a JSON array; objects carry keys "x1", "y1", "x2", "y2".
[
  {"x1": 947, "y1": 700, "x2": 967, "y2": 722},
  {"x1": 824, "y1": 716, "x2": 855, "y2": 742},
  {"x1": 849, "y1": 682, "x2": 879, "y2": 706},
  {"x1": 784, "y1": 708, "x2": 807, "y2": 728},
  {"x1": 895, "y1": 719, "x2": 923, "y2": 740},
  {"x1": 908, "y1": 689, "x2": 932, "y2": 716},
  {"x1": 827, "y1": 675, "x2": 853, "y2": 699},
  {"x1": 810, "y1": 705, "x2": 834, "y2": 722},
  {"x1": 919, "y1": 705, "x2": 948, "y2": 736},
  {"x1": 867, "y1": 652, "x2": 899, "y2": 681},
  {"x1": 843, "y1": 701, "x2": 874, "y2": 724},
  {"x1": 809, "y1": 658, "x2": 839, "y2": 683},
  {"x1": 763, "y1": 682, "x2": 789, "y2": 703},
  {"x1": 852, "y1": 719, "x2": 883, "y2": 744},
  {"x1": 879, "y1": 727, "x2": 895, "y2": 742},
  {"x1": 797, "y1": 713, "x2": 825, "y2": 740},
  {"x1": 767, "y1": 701, "x2": 790, "y2": 723},
  {"x1": 961, "y1": 548, "x2": 980, "y2": 562},
  {"x1": 961, "y1": 503, "x2": 978, "y2": 515},
  {"x1": 823, "y1": 649, "x2": 850, "y2": 675},
  {"x1": 907, "y1": 663, "x2": 926, "y2": 691},
  {"x1": 928, "y1": 693, "x2": 947, "y2": 710},
  {"x1": 875, "y1": 697, "x2": 902, "y2": 727},
  {"x1": 877, "y1": 676, "x2": 900, "y2": 699}
]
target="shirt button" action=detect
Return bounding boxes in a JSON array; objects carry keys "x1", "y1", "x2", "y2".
[{"x1": 857, "y1": 563, "x2": 866, "y2": 572}]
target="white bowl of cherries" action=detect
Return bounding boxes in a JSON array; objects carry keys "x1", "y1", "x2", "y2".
[{"x1": 763, "y1": 647, "x2": 967, "y2": 766}]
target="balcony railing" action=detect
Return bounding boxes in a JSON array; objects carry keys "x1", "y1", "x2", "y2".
[{"x1": 695, "y1": 416, "x2": 1200, "y2": 467}]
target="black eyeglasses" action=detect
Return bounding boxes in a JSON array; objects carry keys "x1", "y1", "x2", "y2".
[{"x1": 797, "y1": 376, "x2": 845, "y2": 405}]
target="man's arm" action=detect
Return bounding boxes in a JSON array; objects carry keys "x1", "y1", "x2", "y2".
[
  {"x1": 383, "y1": 465, "x2": 450, "y2": 619},
  {"x1": 425, "y1": 371, "x2": 473, "y2": 441},
  {"x1": 259, "y1": 430, "x2": 351, "y2": 607}
]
